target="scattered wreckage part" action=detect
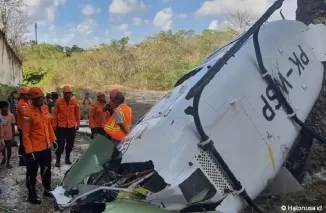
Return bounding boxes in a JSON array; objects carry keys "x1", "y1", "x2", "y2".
[
  {"x1": 62, "y1": 134, "x2": 116, "y2": 191},
  {"x1": 128, "y1": 172, "x2": 155, "y2": 191},
  {"x1": 121, "y1": 170, "x2": 154, "y2": 188},
  {"x1": 52, "y1": 134, "x2": 169, "y2": 211},
  {"x1": 55, "y1": 173, "x2": 168, "y2": 211},
  {"x1": 59, "y1": 186, "x2": 132, "y2": 208}
]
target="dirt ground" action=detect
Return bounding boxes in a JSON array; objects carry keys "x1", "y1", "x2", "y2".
[{"x1": 1, "y1": 90, "x2": 326, "y2": 213}]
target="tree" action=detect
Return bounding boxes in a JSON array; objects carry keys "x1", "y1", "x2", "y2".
[
  {"x1": 71, "y1": 45, "x2": 84, "y2": 53},
  {"x1": 109, "y1": 37, "x2": 129, "y2": 51},
  {"x1": 0, "y1": 0, "x2": 31, "y2": 52},
  {"x1": 225, "y1": 10, "x2": 258, "y2": 34}
]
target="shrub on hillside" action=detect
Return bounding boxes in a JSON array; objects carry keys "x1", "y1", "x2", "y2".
[{"x1": 22, "y1": 29, "x2": 237, "y2": 91}]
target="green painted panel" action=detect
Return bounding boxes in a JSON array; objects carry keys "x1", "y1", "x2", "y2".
[{"x1": 63, "y1": 134, "x2": 116, "y2": 190}]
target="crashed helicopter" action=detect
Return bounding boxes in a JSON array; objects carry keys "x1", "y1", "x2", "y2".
[{"x1": 51, "y1": 0, "x2": 326, "y2": 212}]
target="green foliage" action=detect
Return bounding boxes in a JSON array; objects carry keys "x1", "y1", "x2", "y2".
[
  {"x1": 22, "y1": 43, "x2": 66, "y2": 85},
  {"x1": 71, "y1": 45, "x2": 84, "y2": 53},
  {"x1": 21, "y1": 29, "x2": 237, "y2": 91},
  {"x1": 0, "y1": 84, "x2": 19, "y2": 101}
]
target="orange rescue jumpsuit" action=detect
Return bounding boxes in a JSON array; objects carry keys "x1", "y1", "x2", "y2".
[
  {"x1": 17, "y1": 99, "x2": 30, "y2": 164},
  {"x1": 23, "y1": 104, "x2": 56, "y2": 193},
  {"x1": 89, "y1": 101, "x2": 110, "y2": 135},
  {"x1": 52, "y1": 97, "x2": 80, "y2": 156}
]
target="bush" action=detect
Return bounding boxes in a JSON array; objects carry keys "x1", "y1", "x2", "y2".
[
  {"x1": 0, "y1": 84, "x2": 19, "y2": 101},
  {"x1": 22, "y1": 29, "x2": 237, "y2": 91}
]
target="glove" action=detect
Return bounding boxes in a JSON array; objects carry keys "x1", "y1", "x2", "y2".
[{"x1": 26, "y1": 153, "x2": 36, "y2": 163}]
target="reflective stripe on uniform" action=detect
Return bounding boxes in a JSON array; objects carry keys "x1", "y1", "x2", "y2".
[{"x1": 23, "y1": 117, "x2": 30, "y2": 123}]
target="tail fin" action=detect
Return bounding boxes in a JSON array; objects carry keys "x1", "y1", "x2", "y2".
[{"x1": 305, "y1": 24, "x2": 326, "y2": 62}]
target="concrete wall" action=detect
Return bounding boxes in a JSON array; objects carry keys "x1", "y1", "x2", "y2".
[{"x1": 0, "y1": 31, "x2": 22, "y2": 86}]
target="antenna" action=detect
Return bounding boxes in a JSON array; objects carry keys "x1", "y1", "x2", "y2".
[
  {"x1": 34, "y1": 22, "x2": 38, "y2": 44},
  {"x1": 280, "y1": 9, "x2": 285, "y2": 20}
]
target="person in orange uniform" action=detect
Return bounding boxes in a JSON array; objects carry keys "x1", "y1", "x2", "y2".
[
  {"x1": 109, "y1": 89, "x2": 119, "y2": 109},
  {"x1": 104, "y1": 92, "x2": 132, "y2": 143},
  {"x1": 52, "y1": 86, "x2": 80, "y2": 167},
  {"x1": 104, "y1": 89, "x2": 119, "y2": 117},
  {"x1": 17, "y1": 86, "x2": 30, "y2": 166},
  {"x1": 89, "y1": 92, "x2": 110, "y2": 139},
  {"x1": 23, "y1": 87, "x2": 56, "y2": 204}
]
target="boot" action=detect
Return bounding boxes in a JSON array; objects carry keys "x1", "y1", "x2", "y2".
[
  {"x1": 65, "y1": 153, "x2": 72, "y2": 165},
  {"x1": 55, "y1": 155, "x2": 61, "y2": 167},
  {"x1": 28, "y1": 187, "x2": 42, "y2": 204}
]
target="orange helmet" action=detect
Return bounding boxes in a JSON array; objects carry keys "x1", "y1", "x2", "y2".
[
  {"x1": 97, "y1": 92, "x2": 105, "y2": 97},
  {"x1": 18, "y1": 86, "x2": 29, "y2": 95},
  {"x1": 63, "y1": 85, "x2": 72, "y2": 93},
  {"x1": 28, "y1": 87, "x2": 45, "y2": 99},
  {"x1": 109, "y1": 89, "x2": 119, "y2": 100}
]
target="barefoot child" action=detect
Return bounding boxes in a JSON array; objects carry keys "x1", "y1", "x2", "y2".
[{"x1": 0, "y1": 101, "x2": 16, "y2": 168}]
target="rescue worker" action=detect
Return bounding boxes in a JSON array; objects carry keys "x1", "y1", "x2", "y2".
[
  {"x1": 104, "y1": 92, "x2": 132, "y2": 142},
  {"x1": 52, "y1": 86, "x2": 80, "y2": 167},
  {"x1": 89, "y1": 92, "x2": 110, "y2": 139},
  {"x1": 17, "y1": 86, "x2": 30, "y2": 166},
  {"x1": 109, "y1": 89, "x2": 119, "y2": 109},
  {"x1": 104, "y1": 89, "x2": 120, "y2": 117},
  {"x1": 103, "y1": 92, "x2": 131, "y2": 163},
  {"x1": 23, "y1": 87, "x2": 56, "y2": 204},
  {"x1": 81, "y1": 92, "x2": 92, "y2": 119}
]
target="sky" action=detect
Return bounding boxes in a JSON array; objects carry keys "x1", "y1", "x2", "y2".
[{"x1": 23, "y1": 0, "x2": 297, "y2": 48}]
